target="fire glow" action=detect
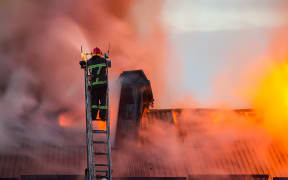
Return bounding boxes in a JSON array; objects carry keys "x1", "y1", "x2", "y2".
[
  {"x1": 251, "y1": 60, "x2": 288, "y2": 141},
  {"x1": 58, "y1": 113, "x2": 75, "y2": 127}
]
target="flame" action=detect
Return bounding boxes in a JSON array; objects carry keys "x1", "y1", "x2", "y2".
[
  {"x1": 97, "y1": 121, "x2": 106, "y2": 130},
  {"x1": 251, "y1": 60, "x2": 288, "y2": 140},
  {"x1": 140, "y1": 107, "x2": 149, "y2": 129},
  {"x1": 81, "y1": 52, "x2": 87, "y2": 61},
  {"x1": 58, "y1": 113, "x2": 74, "y2": 127},
  {"x1": 95, "y1": 113, "x2": 106, "y2": 130},
  {"x1": 171, "y1": 110, "x2": 178, "y2": 125}
]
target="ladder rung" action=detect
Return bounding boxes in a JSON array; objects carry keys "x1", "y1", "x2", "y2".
[
  {"x1": 94, "y1": 152, "x2": 108, "y2": 155},
  {"x1": 95, "y1": 170, "x2": 108, "y2": 173},
  {"x1": 93, "y1": 140, "x2": 106, "y2": 144},
  {"x1": 92, "y1": 130, "x2": 107, "y2": 133},
  {"x1": 96, "y1": 175, "x2": 108, "y2": 179},
  {"x1": 95, "y1": 163, "x2": 108, "y2": 166},
  {"x1": 92, "y1": 119, "x2": 107, "y2": 121}
]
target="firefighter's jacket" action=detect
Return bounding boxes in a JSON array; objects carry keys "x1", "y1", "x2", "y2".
[{"x1": 87, "y1": 55, "x2": 108, "y2": 87}]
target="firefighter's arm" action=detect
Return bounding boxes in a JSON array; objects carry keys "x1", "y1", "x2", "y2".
[
  {"x1": 104, "y1": 53, "x2": 111, "y2": 68},
  {"x1": 107, "y1": 60, "x2": 111, "y2": 68},
  {"x1": 79, "y1": 60, "x2": 86, "y2": 69}
]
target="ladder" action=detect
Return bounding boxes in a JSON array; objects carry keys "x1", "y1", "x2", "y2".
[{"x1": 82, "y1": 54, "x2": 112, "y2": 180}]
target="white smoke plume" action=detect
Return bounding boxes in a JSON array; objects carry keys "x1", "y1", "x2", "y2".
[{"x1": 0, "y1": 0, "x2": 167, "y2": 150}]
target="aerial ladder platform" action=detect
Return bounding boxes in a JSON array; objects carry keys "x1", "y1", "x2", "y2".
[{"x1": 80, "y1": 47, "x2": 112, "y2": 180}]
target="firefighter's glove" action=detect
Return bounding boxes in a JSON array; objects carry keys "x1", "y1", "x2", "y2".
[
  {"x1": 107, "y1": 60, "x2": 111, "y2": 68},
  {"x1": 79, "y1": 61, "x2": 86, "y2": 69}
]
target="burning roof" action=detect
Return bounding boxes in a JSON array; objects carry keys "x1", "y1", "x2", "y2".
[
  {"x1": 1, "y1": 108, "x2": 288, "y2": 179},
  {"x1": 2, "y1": 69, "x2": 288, "y2": 180}
]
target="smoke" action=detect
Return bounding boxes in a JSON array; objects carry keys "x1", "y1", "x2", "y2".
[
  {"x1": 0, "y1": 0, "x2": 167, "y2": 149},
  {"x1": 2, "y1": 0, "x2": 288, "y2": 176},
  {"x1": 113, "y1": 1, "x2": 288, "y2": 174},
  {"x1": 114, "y1": 109, "x2": 282, "y2": 177},
  {"x1": 187, "y1": 0, "x2": 288, "y2": 143},
  {"x1": 241, "y1": 1, "x2": 288, "y2": 142}
]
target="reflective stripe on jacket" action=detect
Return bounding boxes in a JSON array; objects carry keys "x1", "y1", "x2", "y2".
[{"x1": 87, "y1": 56, "x2": 108, "y2": 86}]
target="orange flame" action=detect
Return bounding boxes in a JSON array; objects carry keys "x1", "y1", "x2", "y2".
[
  {"x1": 94, "y1": 113, "x2": 106, "y2": 130},
  {"x1": 251, "y1": 60, "x2": 288, "y2": 140},
  {"x1": 171, "y1": 110, "x2": 178, "y2": 125},
  {"x1": 97, "y1": 121, "x2": 106, "y2": 130},
  {"x1": 58, "y1": 113, "x2": 74, "y2": 127}
]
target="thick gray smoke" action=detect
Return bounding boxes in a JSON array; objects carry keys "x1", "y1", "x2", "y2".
[
  {"x1": 113, "y1": 110, "x2": 284, "y2": 177},
  {"x1": 0, "y1": 0, "x2": 167, "y2": 150}
]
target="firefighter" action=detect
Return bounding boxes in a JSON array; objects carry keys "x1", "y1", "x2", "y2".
[{"x1": 80, "y1": 47, "x2": 109, "y2": 120}]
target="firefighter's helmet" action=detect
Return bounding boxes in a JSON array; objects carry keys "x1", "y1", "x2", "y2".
[{"x1": 92, "y1": 47, "x2": 102, "y2": 56}]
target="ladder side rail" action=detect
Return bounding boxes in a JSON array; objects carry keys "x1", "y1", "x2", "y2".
[
  {"x1": 106, "y1": 59, "x2": 112, "y2": 180},
  {"x1": 84, "y1": 65, "x2": 96, "y2": 180},
  {"x1": 84, "y1": 67, "x2": 91, "y2": 180}
]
